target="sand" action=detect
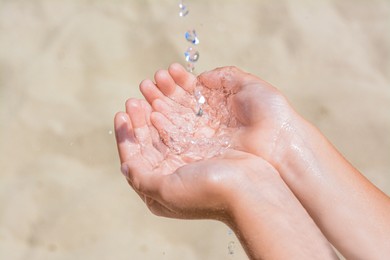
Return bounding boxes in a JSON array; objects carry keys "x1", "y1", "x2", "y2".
[{"x1": 0, "y1": 0, "x2": 389, "y2": 259}]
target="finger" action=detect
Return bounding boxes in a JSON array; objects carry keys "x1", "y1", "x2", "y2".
[
  {"x1": 141, "y1": 99, "x2": 170, "y2": 155},
  {"x1": 150, "y1": 111, "x2": 177, "y2": 147},
  {"x1": 114, "y1": 112, "x2": 138, "y2": 164},
  {"x1": 197, "y1": 66, "x2": 255, "y2": 93},
  {"x1": 152, "y1": 98, "x2": 175, "y2": 119},
  {"x1": 127, "y1": 99, "x2": 165, "y2": 167},
  {"x1": 140, "y1": 99, "x2": 153, "y2": 127},
  {"x1": 154, "y1": 69, "x2": 195, "y2": 107},
  {"x1": 139, "y1": 79, "x2": 165, "y2": 105},
  {"x1": 152, "y1": 98, "x2": 197, "y2": 128},
  {"x1": 126, "y1": 99, "x2": 153, "y2": 146},
  {"x1": 154, "y1": 70, "x2": 176, "y2": 97},
  {"x1": 168, "y1": 63, "x2": 197, "y2": 93}
]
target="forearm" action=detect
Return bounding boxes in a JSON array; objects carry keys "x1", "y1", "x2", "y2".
[
  {"x1": 276, "y1": 113, "x2": 390, "y2": 259},
  {"x1": 227, "y1": 173, "x2": 337, "y2": 260}
]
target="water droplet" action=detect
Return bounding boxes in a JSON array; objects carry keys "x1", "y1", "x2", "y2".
[
  {"x1": 185, "y1": 30, "x2": 199, "y2": 45},
  {"x1": 108, "y1": 130, "x2": 113, "y2": 135},
  {"x1": 194, "y1": 88, "x2": 206, "y2": 116},
  {"x1": 198, "y1": 95, "x2": 205, "y2": 104},
  {"x1": 194, "y1": 88, "x2": 202, "y2": 97},
  {"x1": 186, "y1": 62, "x2": 195, "y2": 72},
  {"x1": 179, "y1": 1, "x2": 189, "y2": 17},
  {"x1": 194, "y1": 88, "x2": 206, "y2": 104},
  {"x1": 196, "y1": 107, "x2": 203, "y2": 117},
  {"x1": 184, "y1": 47, "x2": 199, "y2": 62},
  {"x1": 227, "y1": 229, "x2": 233, "y2": 235},
  {"x1": 228, "y1": 241, "x2": 235, "y2": 255}
]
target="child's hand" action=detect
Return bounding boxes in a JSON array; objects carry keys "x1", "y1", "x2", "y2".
[
  {"x1": 114, "y1": 98, "x2": 279, "y2": 220},
  {"x1": 139, "y1": 63, "x2": 300, "y2": 168},
  {"x1": 114, "y1": 97, "x2": 337, "y2": 259}
]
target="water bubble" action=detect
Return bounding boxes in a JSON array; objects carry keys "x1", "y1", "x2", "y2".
[
  {"x1": 179, "y1": 1, "x2": 189, "y2": 17},
  {"x1": 185, "y1": 30, "x2": 199, "y2": 45},
  {"x1": 228, "y1": 241, "x2": 235, "y2": 255},
  {"x1": 184, "y1": 47, "x2": 199, "y2": 62}
]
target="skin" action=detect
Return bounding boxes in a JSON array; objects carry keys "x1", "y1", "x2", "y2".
[
  {"x1": 137, "y1": 63, "x2": 390, "y2": 259},
  {"x1": 114, "y1": 99, "x2": 337, "y2": 259}
]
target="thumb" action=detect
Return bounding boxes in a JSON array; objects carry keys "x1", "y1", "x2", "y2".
[{"x1": 197, "y1": 66, "x2": 254, "y2": 93}]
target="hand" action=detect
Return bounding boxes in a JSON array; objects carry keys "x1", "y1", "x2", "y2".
[
  {"x1": 114, "y1": 98, "x2": 337, "y2": 259},
  {"x1": 114, "y1": 98, "x2": 279, "y2": 221},
  {"x1": 139, "y1": 63, "x2": 299, "y2": 166},
  {"x1": 137, "y1": 64, "x2": 390, "y2": 259}
]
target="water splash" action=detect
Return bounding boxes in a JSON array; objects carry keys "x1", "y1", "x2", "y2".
[{"x1": 160, "y1": 82, "x2": 234, "y2": 160}]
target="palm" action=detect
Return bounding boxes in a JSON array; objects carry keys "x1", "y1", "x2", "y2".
[
  {"x1": 114, "y1": 66, "x2": 287, "y2": 219},
  {"x1": 114, "y1": 99, "x2": 189, "y2": 181},
  {"x1": 114, "y1": 103, "x2": 277, "y2": 220},
  {"x1": 226, "y1": 79, "x2": 294, "y2": 160},
  {"x1": 140, "y1": 64, "x2": 293, "y2": 162}
]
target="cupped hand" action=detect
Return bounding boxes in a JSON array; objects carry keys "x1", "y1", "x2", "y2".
[
  {"x1": 114, "y1": 83, "x2": 339, "y2": 260},
  {"x1": 139, "y1": 63, "x2": 300, "y2": 166},
  {"x1": 114, "y1": 98, "x2": 280, "y2": 221}
]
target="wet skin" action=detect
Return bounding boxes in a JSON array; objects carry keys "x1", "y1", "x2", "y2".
[
  {"x1": 135, "y1": 63, "x2": 390, "y2": 259},
  {"x1": 114, "y1": 97, "x2": 338, "y2": 260}
]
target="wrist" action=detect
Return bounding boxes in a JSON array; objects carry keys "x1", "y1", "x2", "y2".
[
  {"x1": 226, "y1": 167, "x2": 337, "y2": 259},
  {"x1": 271, "y1": 110, "x2": 326, "y2": 181}
]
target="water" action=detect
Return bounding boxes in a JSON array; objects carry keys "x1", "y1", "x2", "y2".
[
  {"x1": 174, "y1": 2, "x2": 226, "y2": 159},
  {"x1": 194, "y1": 87, "x2": 206, "y2": 117},
  {"x1": 194, "y1": 88, "x2": 206, "y2": 104},
  {"x1": 161, "y1": 81, "x2": 237, "y2": 160},
  {"x1": 178, "y1": 1, "x2": 200, "y2": 72},
  {"x1": 196, "y1": 107, "x2": 203, "y2": 117},
  {"x1": 185, "y1": 30, "x2": 199, "y2": 45},
  {"x1": 184, "y1": 47, "x2": 199, "y2": 62},
  {"x1": 179, "y1": 1, "x2": 189, "y2": 17},
  {"x1": 186, "y1": 62, "x2": 195, "y2": 72}
]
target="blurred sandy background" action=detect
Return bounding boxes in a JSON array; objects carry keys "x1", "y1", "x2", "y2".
[{"x1": 0, "y1": 0, "x2": 389, "y2": 259}]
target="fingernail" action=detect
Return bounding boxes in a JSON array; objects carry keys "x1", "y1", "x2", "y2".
[{"x1": 121, "y1": 164, "x2": 129, "y2": 179}]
